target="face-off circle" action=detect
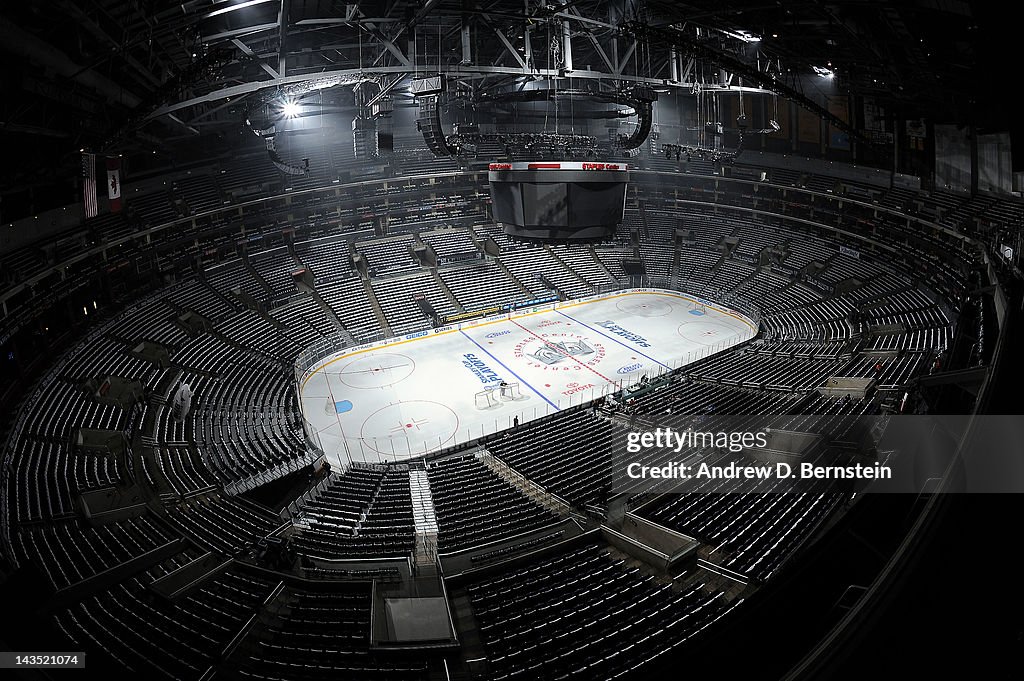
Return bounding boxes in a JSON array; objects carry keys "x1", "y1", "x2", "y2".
[
  {"x1": 677, "y1": 321, "x2": 736, "y2": 345},
  {"x1": 615, "y1": 297, "x2": 674, "y2": 317},
  {"x1": 512, "y1": 332, "x2": 607, "y2": 371},
  {"x1": 358, "y1": 400, "x2": 459, "y2": 454},
  {"x1": 335, "y1": 353, "x2": 415, "y2": 389}
]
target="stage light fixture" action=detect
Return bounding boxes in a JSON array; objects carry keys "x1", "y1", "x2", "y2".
[{"x1": 281, "y1": 100, "x2": 300, "y2": 118}]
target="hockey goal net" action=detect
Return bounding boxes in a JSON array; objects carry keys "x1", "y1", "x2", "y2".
[
  {"x1": 474, "y1": 389, "x2": 499, "y2": 409},
  {"x1": 498, "y1": 382, "x2": 523, "y2": 400}
]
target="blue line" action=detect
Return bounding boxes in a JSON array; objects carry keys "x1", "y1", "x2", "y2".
[
  {"x1": 459, "y1": 329, "x2": 560, "y2": 412},
  {"x1": 555, "y1": 309, "x2": 672, "y2": 370}
]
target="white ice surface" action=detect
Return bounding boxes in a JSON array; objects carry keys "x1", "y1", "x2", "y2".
[{"x1": 299, "y1": 289, "x2": 756, "y2": 465}]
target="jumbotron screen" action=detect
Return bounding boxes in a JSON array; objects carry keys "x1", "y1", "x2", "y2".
[{"x1": 488, "y1": 161, "x2": 629, "y2": 242}]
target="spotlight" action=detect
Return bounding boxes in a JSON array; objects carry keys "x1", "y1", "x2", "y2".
[{"x1": 281, "y1": 100, "x2": 300, "y2": 118}]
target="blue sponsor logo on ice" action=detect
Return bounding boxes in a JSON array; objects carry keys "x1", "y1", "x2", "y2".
[
  {"x1": 484, "y1": 330, "x2": 512, "y2": 339},
  {"x1": 617, "y1": 362, "x2": 643, "y2": 375},
  {"x1": 594, "y1": 320, "x2": 653, "y2": 348},
  {"x1": 462, "y1": 353, "x2": 502, "y2": 385}
]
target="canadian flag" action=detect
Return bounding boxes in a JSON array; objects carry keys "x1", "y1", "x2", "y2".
[{"x1": 106, "y1": 156, "x2": 122, "y2": 212}]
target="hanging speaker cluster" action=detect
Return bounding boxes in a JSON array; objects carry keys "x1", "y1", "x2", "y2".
[
  {"x1": 415, "y1": 95, "x2": 456, "y2": 157},
  {"x1": 265, "y1": 135, "x2": 310, "y2": 176},
  {"x1": 616, "y1": 87, "x2": 658, "y2": 150},
  {"x1": 372, "y1": 97, "x2": 394, "y2": 153},
  {"x1": 352, "y1": 117, "x2": 377, "y2": 160}
]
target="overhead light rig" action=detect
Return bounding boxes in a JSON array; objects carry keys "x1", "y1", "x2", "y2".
[
  {"x1": 661, "y1": 143, "x2": 736, "y2": 164},
  {"x1": 414, "y1": 77, "x2": 656, "y2": 158},
  {"x1": 449, "y1": 131, "x2": 599, "y2": 159}
]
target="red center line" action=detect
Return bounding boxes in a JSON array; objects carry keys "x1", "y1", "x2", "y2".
[
  {"x1": 342, "y1": 364, "x2": 411, "y2": 375},
  {"x1": 507, "y1": 318, "x2": 615, "y2": 384},
  {"x1": 322, "y1": 367, "x2": 349, "y2": 444}
]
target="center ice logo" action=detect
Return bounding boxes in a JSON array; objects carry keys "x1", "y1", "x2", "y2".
[
  {"x1": 529, "y1": 338, "x2": 594, "y2": 365},
  {"x1": 513, "y1": 333, "x2": 606, "y2": 370}
]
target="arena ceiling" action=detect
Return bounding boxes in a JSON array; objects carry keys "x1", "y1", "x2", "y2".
[{"x1": 0, "y1": 1, "x2": 990, "y2": 193}]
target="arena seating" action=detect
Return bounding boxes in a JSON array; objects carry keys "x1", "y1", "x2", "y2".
[
  {"x1": 14, "y1": 514, "x2": 178, "y2": 589},
  {"x1": 485, "y1": 409, "x2": 613, "y2": 508},
  {"x1": 270, "y1": 296, "x2": 337, "y2": 347},
  {"x1": 439, "y1": 262, "x2": 525, "y2": 310},
  {"x1": 294, "y1": 237, "x2": 356, "y2": 283},
  {"x1": 234, "y1": 581, "x2": 431, "y2": 680},
  {"x1": 0, "y1": 150, "x2": 982, "y2": 679},
  {"x1": 317, "y1": 278, "x2": 380, "y2": 336},
  {"x1": 292, "y1": 464, "x2": 415, "y2": 560},
  {"x1": 466, "y1": 542, "x2": 740, "y2": 679},
  {"x1": 639, "y1": 450, "x2": 845, "y2": 582},
  {"x1": 56, "y1": 559, "x2": 278, "y2": 679},
  {"x1": 426, "y1": 455, "x2": 559, "y2": 552},
  {"x1": 499, "y1": 244, "x2": 593, "y2": 298},
  {"x1": 371, "y1": 271, "x2": 457, "y2": 333},
  {"x1": 164, "y1": 495, "x2": 280, "y2": 555},
  {"x1": 356, "y1": 235, "x2": 418, "y2": 275}
]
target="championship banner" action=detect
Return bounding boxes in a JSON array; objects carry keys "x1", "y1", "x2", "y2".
[
  {"x1": 106, "y1": 156, "x2": 122, "y2": 212},
  {"x1": 81, "y1": 153, "x2": 98, "y2": 219}
]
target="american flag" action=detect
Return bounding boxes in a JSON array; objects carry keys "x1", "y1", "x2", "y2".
[{"x1": 82, "y1": 153, "x2": 98, "y2": 218}]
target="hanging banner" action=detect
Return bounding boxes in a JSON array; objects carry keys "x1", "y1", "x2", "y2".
[{"x1": 106, "y1": 157, "x2": 122, "y2": 212}]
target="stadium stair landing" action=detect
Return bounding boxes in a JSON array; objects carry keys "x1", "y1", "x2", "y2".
[
  {"x1": 408, "y1": 463, "x2": 440, "y2": 569},
  {"x1": 360, "y1": 276, "x2": 393, "y2": 336}
]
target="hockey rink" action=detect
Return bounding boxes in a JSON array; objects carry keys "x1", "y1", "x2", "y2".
[{"x1": 299, "y1": 289, "x2": 757, "y2": 466}]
